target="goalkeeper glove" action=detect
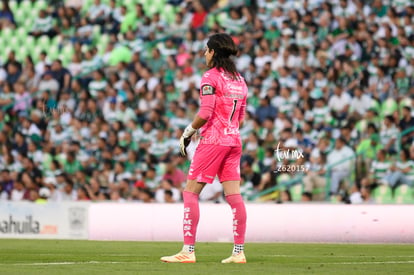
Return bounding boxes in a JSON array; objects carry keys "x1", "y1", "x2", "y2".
[{"x1": 180, "y1": 124, "x2": 196, "y2": 157}]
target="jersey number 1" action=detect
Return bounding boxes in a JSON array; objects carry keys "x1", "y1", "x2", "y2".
[{"x1": 229, "y1": 100, "x2": 238, "y2": 122}]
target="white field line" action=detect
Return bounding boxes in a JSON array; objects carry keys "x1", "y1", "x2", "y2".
[
  {"x1": 1, "y1": 260, "x2": 414, "y2": 266},
  {"x1": 320, "y1": 261, "x2": 414, "y2": 265},
  {"x1": 0, "y1": 261, "x2": 152, "y2": 266},
  {"x1": 263, "y1": 255, "x2": 414, "y2": 258}
]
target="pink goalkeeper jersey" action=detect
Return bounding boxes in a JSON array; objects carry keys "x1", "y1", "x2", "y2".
[{"x1": 197, "y1": 67, "x2": 248, "y2": 147}]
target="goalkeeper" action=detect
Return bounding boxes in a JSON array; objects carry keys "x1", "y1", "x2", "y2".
[{"x1": 161, "y1": 33, "x2": 248, "y2": 264}]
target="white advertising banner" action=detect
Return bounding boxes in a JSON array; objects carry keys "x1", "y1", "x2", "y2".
[
  {"x1": 0, "y1": 202, "x2": 89, "y2": 239},
  {"x1": 89, "y1": 203, "x2": 414, "y2": 243}
]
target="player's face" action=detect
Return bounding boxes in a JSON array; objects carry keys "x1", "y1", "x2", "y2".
[{"x1": 204, "y1": 46, "x2": 214, "y2": 67}]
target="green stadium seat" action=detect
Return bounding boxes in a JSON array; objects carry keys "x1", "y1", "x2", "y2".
[
  {"x1": 58, "y1": 54, "x2": 71, "y2": 67},
  {"x1": 369, "y1": 99, "x2": 380, "y2": 113},
  {"x1": 34, "y1": 0, "x2": 47, "y2": 10},
  {"x1": 51, "y1": 36, "x2": 61, "y2": 48},
  {"x1": 216, "y1": 12, "x2": 229, "y2": 26},
  {"x1": 1, "y1": 28, "x2": 14, "y2": 41},
  {"x1": 15, "y1": 27, "x2": 28, "y2": 42},
  {"x1": 48, "y1": 46, "x2": 60, "y2": 60},
  {"x1": 206, "y1": 13, "x2": 217, "y2": 29},
  {"x1": 9, "y1": 0, "x2": 18, "y2": 13},
  {"x1": 16, "y1": 47, "x2": 29, "y2": 62},
  {"x1": 162, "y1": 5, "x2": 176, "y2": 25},
  {"x1": 25, "y1": 36, "x2": 36, "y2": 50},
  {"x1": 14, "y1": 9, "x2": 26, "y2": 25},
  {"x1": 372, "y1": 185, "x2": 393, "y2": 204},
  {"x1": 92, "y1": 25, "x2": 102, "y2": 44},
  {"x1": 23, "y1": 20, "x2": 34, "y2": 33},
  {"x1": 399, "y1": 97, "x2": 412, "y2": 111},
  {"x1": 123, "y1": 0, "x2": 134, "y2": 7},
  {"x1": 145, "y1": 5, "x2": 158, "y2": 16},
  {"x1": 62, "y1": 44, "x2": 75, "y2": 58},
  {"x1": 82, "y1": 0, "x2": 94, "y2": 13},
  {"x1": 394, "y1": 185, "x2": 413, "y2": 204},
  {"x1": 381, "y1": 98, "x2": 398, "y2": 117},
  {"x1": 289, "y1": 183, "x2": 303, "y2": 202},
  {"x1": 37, "y1": 35, "x2": 51, "y2": 50},
  {"x1": 29, "y1": 9, "x2": 39, "y2": 20},
  {"x1": 19, "y1": 1, "x2": 33, "y2": 14},
  {"x1": 30, "y1": 45, "x2": 43, "y2": 61},
  {"x1": 8, "y1": 36, "x2": 19, "y2": 49}
]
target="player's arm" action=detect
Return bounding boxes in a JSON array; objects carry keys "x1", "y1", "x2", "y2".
[{"x1": 180, "y1": 83, "x2": 216, "y2": 156}]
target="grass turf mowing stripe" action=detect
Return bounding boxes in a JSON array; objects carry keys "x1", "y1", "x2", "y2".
[{"x1": 1, "y1": 240, "x2": 414, "y2": 275}]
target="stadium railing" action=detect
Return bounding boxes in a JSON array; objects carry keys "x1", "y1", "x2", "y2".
[
  {"x1": 397, "y1": 126, "x2": 414, "y2": 154},
  {"x1": 247, "y1": 176, "x2": 304, "y2": 202}
]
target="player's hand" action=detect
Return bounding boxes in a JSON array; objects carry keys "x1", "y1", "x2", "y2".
[
  {"x1": 180, "y1": 124, "x2": 197, "y2": 157},
  {"x1": 179, "y1": 135, "x2": 191, "y2": 157}
]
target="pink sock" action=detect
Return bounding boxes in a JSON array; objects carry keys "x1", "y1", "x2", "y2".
[
  {"x1": 183, "y1": 191, "x2": 200, "y2": 245},
  {"x1": 226, "y1": 194, "x2": 247, "y2": 244}
]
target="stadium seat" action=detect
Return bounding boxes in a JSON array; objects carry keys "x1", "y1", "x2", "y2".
[
  {"x1": 290, "y1": 183, "x2": 303, "y2": 202},
  {"x1": 19, "y1": 1, "x2": 33, "y2": 14},
  {"x1": 16, "y1": 47, "x2": 29, "y2": 62},
  {"x1": 394, "y1": 185, "x2": 413, "y2": 204},
  {"x1": 61, "y1": 44, "x2": 74, "y2": 58},
  {"x1": 15, "y1": 27, "x2": 28, "y2": 43},
  {"x1": 34, "y1": 0, "x2": 47, "y2": 10},
  {"x1": 9, "y1": 0, "x2": 17, "y2": 13},
  {"x1": 51, "y1": 36, "x2": 61, "y2": 48},
  {"x1": 30, "y1": 45, "x2": 43, "y2": 61},
  {"x1": 216, "y1": 12, "x2": 229, "y2": 26},
  {"x1": 23, "y1": 20, "x2": 34, "y2": 33},
  {"x1": 372, "y1": 185, "x2": 393, "y2": 204},
  {"x1": 1, "y1": 28, "x2": 14, "y2": 41},
  {"x1": 381, "y1": 98, "x2": 398, "y2": 117},
  {"x1": 8, "y1": 36, "x2": 20, "y2": 49},
  {"x1": 369, "y1": 99, "x2": 380, "y2": 113},
  {"x1": 37, "y1": 36, "x2": 51, "y2": 51},
  {"x1": 29, "y1": 9, "x2": 39, "y2": 20},
  {"x1": 123, "y1": 0, "x2": 134, "y2": 7},
  {"x1": 162, "y1": 5, "x2": 176, "y2": 24},
  {"x1": 82, "y1": 0, "x2": 94, "y2": 13},
  {"x1": 14, "y1": 9, "x2": 26, "y2": 25},
  {"x1": 58, "y1": 54, "x2": 71, "y2": 66},
  {"x1": 399, "y1": 97, "x2": 412, "y2": 112},
  {"x1": 48, "y1": 46, "x2": 60, "y2": 60},
  {"x1": 24, "y1": 36, "x2": 36, "y2": 51}
]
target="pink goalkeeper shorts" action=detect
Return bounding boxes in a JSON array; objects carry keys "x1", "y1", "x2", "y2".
[{"x1": 188, "y1": 144, "x2": 242, "y2": 184}]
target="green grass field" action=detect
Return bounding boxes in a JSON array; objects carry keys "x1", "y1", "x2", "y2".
[{"x1": 0, "y1": 240, "x2": 413, "y2": 275}]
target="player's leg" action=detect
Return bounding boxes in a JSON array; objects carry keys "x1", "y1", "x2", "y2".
[
  {"x1": 161, "y1": 180, "x2": 205, "y2": 263},
  {"x1": 218, "y1": 146, "x2": 247, "y2": 264},
  {"x1": 181, "y1": 180, "x2": 206, "y2": 255},
  {"x1": 161, "y1": 144, "x2": 225, "y2": 263}
]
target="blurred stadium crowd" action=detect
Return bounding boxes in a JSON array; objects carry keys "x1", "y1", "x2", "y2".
[{"x1": 0, "y1": 0, "x2": 413, "y2": 204}]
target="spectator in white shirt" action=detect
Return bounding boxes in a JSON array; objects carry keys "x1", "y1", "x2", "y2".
[
  {"x1": 87, "y1": 0, "x2": 110, "y2": 26},
  {"x1": 155, "y1": 179, "x2": 181, "y2": 203},
  {"x1": 10, "y1": 181, "x2": 25, "y2": 201},
  {"x1": 59, "y1": 181, "x2": 78, "y2": 201},
  {"x1": 29, "y1": 9, "x2": 56, "y2": 38},
  {"x1": 72, "y1": 18, "x2": 93, "y2": 45},
  {"x1": 350, "y1": 87, "x2": 372, "y2": 119},
  {"x1": 328, "y1": 86, "x2": 352, "y2": 121},
  {"x1": 327, "y1": 137, "x2": 355, "y2": 195},
  {"x1": 380, "y1": 115, "x2": 399, "y2": 154}
]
